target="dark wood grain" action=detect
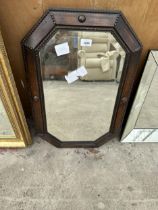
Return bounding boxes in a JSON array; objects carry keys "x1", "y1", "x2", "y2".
[{"x1": 22, "y1": 9, "x2": 142, "y2": 147}]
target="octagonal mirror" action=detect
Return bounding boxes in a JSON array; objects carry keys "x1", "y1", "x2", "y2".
[{"x1": 22, "y1": 9, "x2": 142, "y2": 147}]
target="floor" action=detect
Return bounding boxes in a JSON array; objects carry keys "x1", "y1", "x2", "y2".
[{"x1": 1, "y1": 137, "x2": 158, "y2": 210}]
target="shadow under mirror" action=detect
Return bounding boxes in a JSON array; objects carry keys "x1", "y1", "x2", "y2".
[
  {"x1": 39, "y1": 30, "x2": 126, "y2": 141},
  {"x1": 122, "y1": 50, "x2": 158, "y2": 142}
]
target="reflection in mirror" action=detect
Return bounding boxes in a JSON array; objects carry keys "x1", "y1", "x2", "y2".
[
  {"x1": 39, "y1": 30, "x2": 126, "y2": 141},
  {"x1": 122, "y1": 51, "x2": 158, "y2": 142},
  {"x1": 0, "y1": 97, "x2": 15, "y2": 137}
]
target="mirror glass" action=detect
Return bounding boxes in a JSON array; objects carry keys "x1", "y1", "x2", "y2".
[
  {"x1": 39, "y1": 29, "x2": 126, "y2": 141},
  {"x1": 0, "y1": 97, "x2": 15, "y2": 137},
  {"x1": 122, "y1": 51, "x2": 158, "y2": 142}
]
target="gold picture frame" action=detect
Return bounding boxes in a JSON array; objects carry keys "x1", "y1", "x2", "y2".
[{"x1": 0, "y1": 31, "x2": 32, "y2": 147}]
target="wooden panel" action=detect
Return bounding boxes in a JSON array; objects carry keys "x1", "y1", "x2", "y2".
[
  {"x1": 43, "y1": 0, "x2": 93, "y2": 9},
  {"x1": 0, "y1": 0, "x2": 158, "y2": 117},
  {"x1": 0, "y1": 0, "x2": 43, "y2": 116}
]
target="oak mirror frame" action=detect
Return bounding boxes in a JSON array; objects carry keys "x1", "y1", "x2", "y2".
[
  {"x1": 22, "y1": 9, "x2": 142, "y2": 148},
  {"x1": 0, "y1": 31, "x2": 32, "y2": 147}
]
